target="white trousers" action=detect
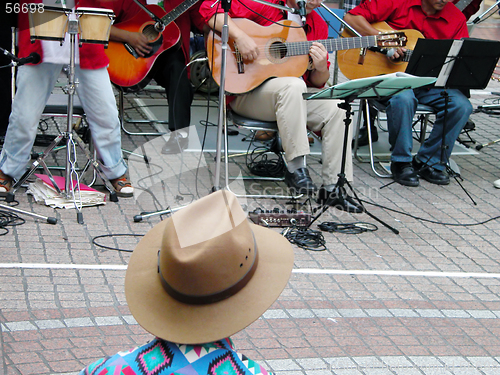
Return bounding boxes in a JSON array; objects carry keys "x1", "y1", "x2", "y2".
[
  {"x1": 230, "y1": 77, "x2": 353, "y2": 185},
  {"x1": 0, "y1": 63, "x2": 127, "y2": 181}
]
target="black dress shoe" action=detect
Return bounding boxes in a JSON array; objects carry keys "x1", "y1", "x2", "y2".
[
  {"x1": 284, "y1": 167, "x2": 317, "y2": 195},
  {"x1": 162, "y1": 133, "x2": 189, "y2": 154},
  {"x1": 353, "y1": 125, "x2": 379, "y2": 147},
  {"x1": 391, "y1": 161, "x2": 419, "y2": 187},
  {"x1": 412, "y1": 156, "x2": 450, "y2": 185},
  {"x1": 317, "y1": 186, "x2": 364, "y2": 213}
]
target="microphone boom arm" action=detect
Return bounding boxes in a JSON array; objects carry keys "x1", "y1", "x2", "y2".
[
  {"x1": 319, "y1": 3, "x2": 362, "y2": 37},
  {"x1": 133, "y1": 0, "x2": 164, "y2": 25},
  {"x1": 249, "y1": 0, "x2": 297, "y2": 14}
]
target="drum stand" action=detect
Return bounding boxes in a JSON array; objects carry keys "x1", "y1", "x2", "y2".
[{"x1": 6, "y1": 15, "x2": 118, "y2": 224}]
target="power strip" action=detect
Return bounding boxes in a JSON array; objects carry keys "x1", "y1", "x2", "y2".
[{"x1": 248, "y1": 208, "x2": 311, "y2": 227}]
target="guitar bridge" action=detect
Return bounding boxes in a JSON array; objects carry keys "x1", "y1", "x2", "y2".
[
  {"x1": 125, "y1": 43, "x2": 140, "y2": 59},
  {"x1": 234, "y1": 43, "x2": 245, "y2": 74}
]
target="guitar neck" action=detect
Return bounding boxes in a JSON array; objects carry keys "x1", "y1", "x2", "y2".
[
  {"x1": 284, "y1": 35, "x2": 378, "y2": 56},
  {"x1": 160, "y1": 0, "x2": 199, "y2": 25}
]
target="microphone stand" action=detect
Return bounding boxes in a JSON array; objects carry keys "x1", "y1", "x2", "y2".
[
  {"x1": 213, "y1": 0, "x2": 232, "y2": 191},
  {"x1": 249, "y1": 0, "x2": 307, "y2": 18},
  {"x1": 212, "y1": 0, "x2": 306, "y2": 192},
  {"x1": 319, "y1": 3, "x2": 361, "y2": 37},
  {"x1": 7, "y1": 10, "x2": 119, "y2": 223},
  {"x1": 132, "y1": 0, "x2": 166, "y2": 30},
  {"x1": 471, "y1": 0, "x2": 500, "y2": 24}
]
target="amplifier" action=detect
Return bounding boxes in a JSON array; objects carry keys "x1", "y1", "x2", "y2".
[{"x1": 248, "y1": 208, "x2": 311, "y2": 227}]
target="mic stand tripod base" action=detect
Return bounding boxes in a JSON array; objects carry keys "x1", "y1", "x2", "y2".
[{"x1": 0, "y1": 203, "x2": 58, "y2": 225}]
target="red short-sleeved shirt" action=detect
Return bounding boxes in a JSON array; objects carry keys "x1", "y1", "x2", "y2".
[
  {"x1": 198, "y1": 0, "x2": 285, "y2": 26},
  {"x1": 18, "y1": 0, "x2": 111, "y2": 69},
  {"x1": 198, "y1": 0, "x2": 330, "y2": 87},
  {"x1": 106, "y1": 0, "x2": 205, "y2": 64},
  {"x1": 348, "y1": 0, "x2": 469, "y2": 40}
]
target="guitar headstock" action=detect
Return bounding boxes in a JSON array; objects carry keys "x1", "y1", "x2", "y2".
[{"x1": 376, "y1": 31, "x2": 407, "y2": 48}]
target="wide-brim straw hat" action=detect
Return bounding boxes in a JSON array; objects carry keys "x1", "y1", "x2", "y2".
[{"x1": 125, "y1": 190, "x2": 294, "y2": 344}]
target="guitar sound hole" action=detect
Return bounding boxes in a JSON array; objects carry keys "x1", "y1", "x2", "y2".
[
  {"x1": 143, "y1": 24, "x2": 160, "y2": 42},
  {"x1": 141, "y1": 24, "x2": 162, "y2": 58},
  {"x1": 269, "y1": 41, "x2": 287, "y2": 60}
]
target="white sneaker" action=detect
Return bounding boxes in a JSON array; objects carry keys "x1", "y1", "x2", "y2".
[{"x1": 494, "y1": 179, "x2": 500, "y2": 189}]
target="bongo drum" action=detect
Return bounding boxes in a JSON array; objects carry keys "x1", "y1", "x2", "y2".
[
  {"x1": 28, "y1": 5, "x2": 70, "y2": 43},
  {"x1": 75, "y1": 7, "x2": 115, "y2": 47}
]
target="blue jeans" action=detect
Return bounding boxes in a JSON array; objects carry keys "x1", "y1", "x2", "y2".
[
  {"x1": 0, "y1": 63, "x2": 127, "y2": 180},
  {"x1": 385, "y1": 88, "x2": 473, "y2": 171}
]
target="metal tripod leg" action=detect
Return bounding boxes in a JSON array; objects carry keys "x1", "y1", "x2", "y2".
[
  {"x1": 72, "y1": 132, "x2": 118, "y2": 202},
  {"x1": 0, "y1": 203, "x2": 57, "y2": 224},
  {"x1": 308, "y1": 100, "x2": 400, "y2": 235},
  {"x1": 6, "y1": 133, "x2": 67, "y2": 203}
]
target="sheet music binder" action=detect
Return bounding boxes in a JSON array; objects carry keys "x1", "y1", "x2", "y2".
[{"x1": 304, "y1": 72, "x2": 436, "y2": 101}]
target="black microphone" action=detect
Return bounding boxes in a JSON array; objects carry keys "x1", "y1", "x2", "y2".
[
  {"x1": 367, "y1": 46, "x2": 396, "y2": 58},
  {"x1": 0, "y1": 47, "x2": 19, "y2": 62},
  {"x1": 296, "y1": 0, "x2": 307, "y2": 25},
  {"x1": 11, "y1": 53, "x2": 41, "y2": 67}
]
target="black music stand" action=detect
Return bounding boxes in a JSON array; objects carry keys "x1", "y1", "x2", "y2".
[
  {"x1": 304, "y1": 73, "x2": 437, "y2": 234},
  {"x1": 405, "y1": 38, "x2": 500, "y2": 203},
  {"x1": 406, "y1": 38, "x2": 500, "y2": 90}
]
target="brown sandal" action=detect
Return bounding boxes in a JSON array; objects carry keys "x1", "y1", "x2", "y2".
[
  {"x1": 0, "y1": 170, "x2": 13, "y2": 196},
  {"x1": 110, "y1": 174, "x2": 134, "y2": 198}
]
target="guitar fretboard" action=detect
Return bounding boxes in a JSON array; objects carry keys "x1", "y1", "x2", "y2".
[
  {"x1": 161, "y1": 0, "x2": 200, "y2": 25},
  {"x1": 283, "y1": 35, "x2": 378, "y2": 56}
]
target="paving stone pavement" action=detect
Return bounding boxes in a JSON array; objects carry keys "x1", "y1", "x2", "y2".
[{"x1": 1, "y1": 13, "x2": 500, "y2": 375}]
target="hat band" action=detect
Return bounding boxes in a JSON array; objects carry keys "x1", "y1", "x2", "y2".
[{"x1": 157, "y1": 235, "x2": 259, "y2": 305}]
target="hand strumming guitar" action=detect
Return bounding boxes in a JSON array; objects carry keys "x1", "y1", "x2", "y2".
[
  {"x1": 109, "y1": 26, "x2": 153, "y2": 57},
  {"x1": 208, "y1": 15, "x2": 260, "y2": 61},
  {"x1": 233, "y1": 31, "x2": 260, "y2": 61}
]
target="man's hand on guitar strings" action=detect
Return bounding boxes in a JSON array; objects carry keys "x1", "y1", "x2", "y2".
[
  {"x1": 124, "y1": 31, "x2": 153, "y2": 57},
  {"x1": 387, "y1": 47, "x2": 406, "y2": 61},
  {"x1": 234, "y1": 33, "x2": 260, "y2": 61}
]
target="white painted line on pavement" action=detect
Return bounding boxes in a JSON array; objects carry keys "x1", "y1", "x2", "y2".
[
  {"x1": 0, "y1": 263, "x2": 127, "y2": 270},
  {"x1": 1, "y1": 263, "x2": 500, "y2": 279},
  {"x1": 293, "y1": 268, "x2": 500, "y2": 279}
]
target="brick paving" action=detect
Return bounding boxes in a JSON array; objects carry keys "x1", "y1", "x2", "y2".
[{"x1": 1, "y1": 11, "x2": 500, "y2": 375}]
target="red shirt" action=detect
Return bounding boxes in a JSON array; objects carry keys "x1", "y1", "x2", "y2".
[
  {"x1": 198, "y1": 0, "x2": 285, "y2": 26},
  {"x1": 106, "y1": 0, "x2": 205, "y2": 64},
  {"x1": 17, "y1": 0, "x2": 111, "y2": 69},
  {"x1": 198, "y1": 0, "x2": 330, "y2": 87},
  {"x1": 348, "y1": 0, "x2": 469, "y2": 40}
]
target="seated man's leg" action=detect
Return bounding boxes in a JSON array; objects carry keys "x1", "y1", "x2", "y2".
[
  {"x1": 306, "y1": 94, "x2": 362, "y2": 213},
  {"x1": 160, "y1": 49, "x2": 193, "y2": 131},
  {"x1": 415, "y1": 88, "x2": 473, "y2": 182},
  {"x1": 230, "y1": 77, "x2": 316, "y2": 195},
  {"x1": 76, "y1": 66, "x2": 133, "y2": 197},
  {"x1": 155, "y1": 49, "x2": 193, "y2": 154},
  {"x1": 0, "y1": 63, "x2": 61, "y2": 192},
  {"x1": 385, "y1": 89, "x2": 419, "y2": 186}
]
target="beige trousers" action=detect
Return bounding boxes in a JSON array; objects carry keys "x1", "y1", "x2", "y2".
[{"x1": 230, "y1": 77, "x2": 353, "y2": 185}]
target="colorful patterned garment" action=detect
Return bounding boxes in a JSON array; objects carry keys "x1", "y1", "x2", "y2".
[{"x1": 79, "y1": 337, "x2": 273, "y2": 375}]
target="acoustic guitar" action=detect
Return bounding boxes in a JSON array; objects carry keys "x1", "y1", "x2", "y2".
[
  {"x1": 337, "y1": 22, "x2": 424, "y2": 80},
  {"x1": 207, "y1": 19, "x2": 407, "y2": 95},
  {"x1": 105, "y1": 0, "x2": 199, "y2": 91}
]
